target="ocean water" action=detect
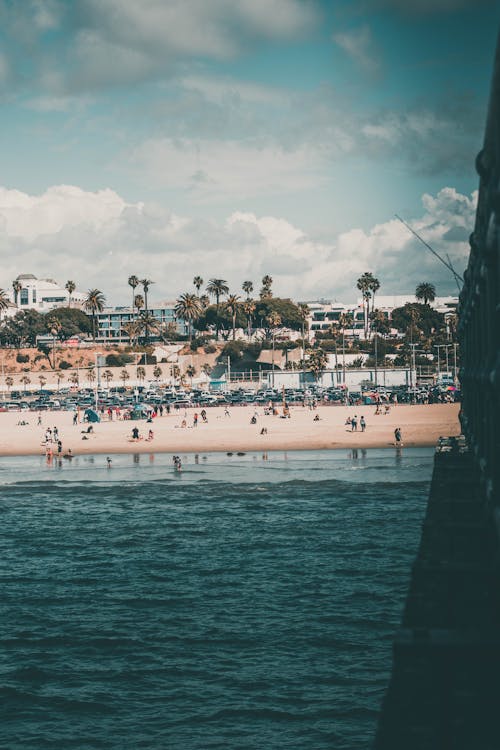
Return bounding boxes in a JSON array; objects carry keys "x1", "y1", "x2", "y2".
[{"x1": 0, "y1": 448, "x2": 433, "y2": 750}]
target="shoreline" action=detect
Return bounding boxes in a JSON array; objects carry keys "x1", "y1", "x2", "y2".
[{"x1": 0, "y1": 403, "x2": 461, "y2": 457}]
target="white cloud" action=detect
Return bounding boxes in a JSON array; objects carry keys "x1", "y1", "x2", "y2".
[
  {"x1": 333, "y1": 26, "x2": 381, "y2": 74},
  {"x1": 0, "y1": 184, "x2": 475, "y2": 304},
  {"x1": 0, "y1": 0, "x2": 319, "y2": 95},
  {"x1": 127, "y1": 137, "x2": 326, "y2": 200}
]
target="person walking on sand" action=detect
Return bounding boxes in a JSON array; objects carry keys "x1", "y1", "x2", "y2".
[
  {"x1": 351, "y1": 415, "x2": 358, "y2": 432},
  {"x1": 224, "y1": 406, "x2": 230, "y2": 417},
  {"x1": 37, "y1": 412, "x2": 42, "y2": 426},
  {"x1": 360, "y1": 415, "x2": 366, "y2": 432},
  {"x1": 73, "y1": 412, "x2": 78, "y2": 426},
  {"x1": 394, "y1": 427, "x2": 403, "y2": 446}
]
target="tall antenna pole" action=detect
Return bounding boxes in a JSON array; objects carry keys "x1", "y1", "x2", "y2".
[{"x1": 395, "y1": 214, "x2": 464, "y2": 286}]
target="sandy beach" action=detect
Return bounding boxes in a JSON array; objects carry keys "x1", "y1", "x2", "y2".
[{"x1": 0, "y1": 403, "x2": 461, "y2": 457}]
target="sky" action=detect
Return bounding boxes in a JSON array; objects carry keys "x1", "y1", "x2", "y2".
[{"x1": 0, "y1": 0, "x2": 498, "y2": 306}]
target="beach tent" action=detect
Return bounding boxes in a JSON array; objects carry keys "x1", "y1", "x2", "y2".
[
  {"x1": 84, "y1": 408, "x2": 100, "y2": 423},
  {"x1": 130, "y1": 407, "x2": 148, "y2": 420}
]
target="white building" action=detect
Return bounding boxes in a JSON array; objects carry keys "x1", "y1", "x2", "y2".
[
  {"x1": 306, "y1": 295, "x2": 458, "y2": 336},
  {"x1": 8, "y1": 274, "x2": 86, "y2": 314}
]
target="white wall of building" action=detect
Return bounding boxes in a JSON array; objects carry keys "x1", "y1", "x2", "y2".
[{"x1": 7, "y1": 274, "x2": 86, "y2": 314}]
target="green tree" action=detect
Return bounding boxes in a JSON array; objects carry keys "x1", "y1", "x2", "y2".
[
  {"x1": 185, "y1": 364, "x2": 196, "y2": 385},
  {"x1": 121, "y1": 369, "x2": 130, "y2": 388},
  {"x1": 260, "y1": 274, "x2": 273, "y2": 299},
  {"x1": 307, "y1": 348, "x2": 328, "y2": 380},
  {"x1": 356, "y1": 272, "x2": 374, "y2": 339},
  {"x1": 102, "y1": 369, "x2": 114, "y2": 387},
  {"x1": 128, "y1": 275, "x2": 140, "y2": 319},
  {"x1": 242, "y1": 280, "x2": 253, "y2": 298},
  {"x1": 136, "y1": 365, "x2": 146, "y2": 384},
  {"x1": 253, "y1": 298, "x2": 304, "y2": 335},
  {"x1": 391, "y1": 303, "x2": 444, "y2": 337},
  {"x1": 242, "y1": 299, "x2": 255, "y2": 339},
  {"x1": 206, "y1": 279, "x2": 229, "y2": 340},
  {"x1": 415, "y1": 282, "x2": 436, "y2": 305},
  {"x1": 174, "y1": 293, "x2": 202, "y2": 341},
  {"x1": 65, "y1": 280, "x2": 76, "y2": 307},
  {"x1": 0, "y1": 288, "x2": 9, "y2": 321},
  {"x1": 20, "y1": 374, "x2": 31, "y2": 393},
  {"x1": 12, "y1": 279, "x2": 22, "y2": 306},
  {"x1": 153, "y1": 365, "x2": 162, "y2": 382},
  {"x1": 224, "y1": 294, "x2": 241, "y2": 341},
  {"x1": 122, "y1": 320, "x2": 142, "y2": 347},
  {"x1": 140, "y1": 279, "x2": 154, "y2": 343},
  {"x1": 5, "y1": 375, "x2": 13, "y2": 393},
  {"x1": 193, "y1": 276, "x2": 203, "y2": 294},
  {"x1": 83, "y1": 289, "x2": 106, "y2": 340},
  {"x1": 0, "y1": 309, "x2": 46, "y2": 347},
  {"x1": 134, "y1": 294, "x2": 144, "y2": 313},
  {"x1": 48, "y1": 307, "x2": 92, "y2": 339}
]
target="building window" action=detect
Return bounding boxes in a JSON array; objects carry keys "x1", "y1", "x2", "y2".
[
  {"x1": 20, "y1": 289, "x2": 29, "y2": 305},
  {"x1": 32, "y1": 289, "x2": 37, "y2": 303}
]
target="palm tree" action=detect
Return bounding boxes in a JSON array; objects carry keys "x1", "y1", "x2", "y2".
[
  {"x1": 83, "y1": 289, "x2": 106, "y2": 340},
  {"x1": 242, "y1": 299, "x2": 255, "y2": 340},
  {"x1": 87, "y1": 366, "x2": 96, "y2": 387},
  {"x1": 39, "y1": 374, "x2": 47, "y2": 391},
  {"x1": 202, "y1": 363, "x2": 212, "y2": 378},
  {"x1": 102, "y1": 369, "x2": 114, "y2": 387},
  {"x1": 338, "y1": 312, "x2": 353, "y2": 384},
  {"x1": 140, "y1": 279, "x2": 154, "y2": 343},
  {"x1": 122, "y1": 320, "x2": 142, "y2": 347},
  {"x1": 65, "y1": 280, "x2": 76, "y2": 308},
  {"x1": 242, "y1": 280, "x2": 253, "y2": 298},
  {"x1": 356, "y1": 273, "x2": 373, "y2": 339},
  {"x1": 12, "y1": 279, "x2": 22, "y2": 306},
  {"x1": 134, "y1": 294, "x2": 144, "y2": 313},
  {"x1": 206, "y1": 279, "x2": 229, "y2": 340},
  {"x1": 0, "y1": 288, "x2": 10, "y2": 321},
  {"x1": 193, "y1": 276, "x2": 203, "y2": 294},
  {"x1": 153, "y1": 365, "x2": 162, "y2": 382},
  {"x1": 128, "y1": 275, "x2": 140, "y2": 319},
  {"x1": 185, "y1": 364, "x2": 196, "y2": 386},
  {"x1": 69, "y1": 371, "x2": 79, "y2": 389},
  {"x1": 55, "y1": 371, "x2": 65, "y2": 391},
  {"x1": 415, "y1": 282, "x2": 436, "y2": 305},
  {"x1": 174, "y1": 293, "x2": 202, "y2": 341},
  {"x1": 121, "y1": 369, "x2": 130, "y2": 388},
  {"x1": 307, "y1": 348, "x2": 328, "y2": 381},
  {"x1": 5, "y1": 375, "x2": 13, "y2": 394},
  {"x1": 260, "y1": 275, "x2": 273, "y2": 299},
  {"x1": 199, "y1": 294, "x2": 210, "y2": 310},
  {"x1": 138, "y1": 311, "x2": 159, "y2": 344},
  {"x1": 20, "y1": 375, "x2": 31, "y2": 393},
  {"x1": 368, "y1": 274, "x2": 380, "y2": 315},
  {"x1": 225, "y1": 294, "x2": 241, "y2": 341},
  {"x1": 47, "y1": 317, "x2": 61, "y2": 369},
  {"x1": 170, "y1": 364, "x2": 180, "y2": 382}
]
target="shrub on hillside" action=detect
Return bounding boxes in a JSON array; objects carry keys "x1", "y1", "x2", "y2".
[
  {"x1": 59, "y1": 360, "x2": 72, "y2": 370},
  {"x1": 105, "y1": 353, "x2": 134, "y2": 367},
  {"x1": 16, "y1": 353, "x2": 30, "y2": 363}
]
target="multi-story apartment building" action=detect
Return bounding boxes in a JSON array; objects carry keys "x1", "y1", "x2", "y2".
[{"x1": 96, "y1": 303, "x2": 189, "y2": 342}]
